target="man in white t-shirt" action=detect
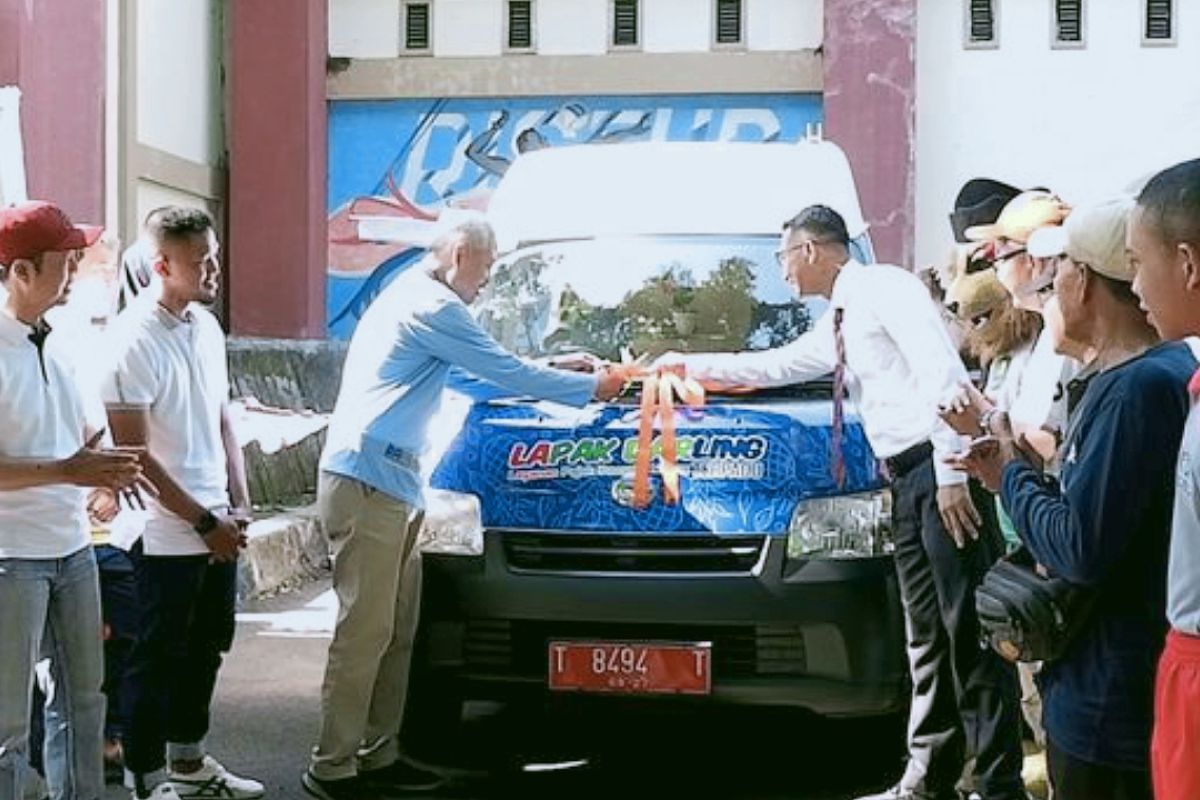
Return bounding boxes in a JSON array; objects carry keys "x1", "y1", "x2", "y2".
[
  {"x1": 102, "y1": 208, "x2": 262, "y2": 800},
  {"x1": 0, "y1": 201, "x2": 145, "y2": 800},
  {"x1": 1130, "y1": 158, "x2": 1200, "y2": 800}
]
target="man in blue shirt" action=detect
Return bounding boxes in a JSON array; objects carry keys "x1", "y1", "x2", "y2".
[
  {"x1": 303, "y1": 218, "x2": 623, "y2": 800},
  {"x1": 953, "y1": 199, "x2": 1196, "y2": 800}
]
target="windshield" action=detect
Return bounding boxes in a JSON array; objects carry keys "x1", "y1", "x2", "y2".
[{"x1": 477, "y1": 235, "x2": 836, "y2": 362}]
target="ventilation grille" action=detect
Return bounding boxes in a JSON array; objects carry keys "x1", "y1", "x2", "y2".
[
  {"x1": 1146, "y1": 0, "x2": 1173, "y2": 40},
  {"x1": 716, "y1": 0, "x2": 742, "y2": 45},
  {"x1": 502, "y1": 532, "x2": 767, "y2": 575},
  {"x1": 968, "y1": 0, "x2": 995, "y2": 44},
  {"x1": 613, "y1": 0, "x2": 639, "y2": 47},
  {"x1": 1055, "y1": 0, "x2": 1083, "y2": 43},
  {"x1": 508, "y1": 1, "x2": 533, "y2": 49},
  {"x1": 404, "y1": 2, "x2": 430, "y2": 50}
]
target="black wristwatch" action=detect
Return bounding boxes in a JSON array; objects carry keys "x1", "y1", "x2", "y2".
[{"x1": 193, "y1": 510, "x2": 219, "y2": 537}]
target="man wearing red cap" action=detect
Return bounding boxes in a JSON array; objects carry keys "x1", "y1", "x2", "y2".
[{"x1": 0, "y1": 201, "x2": 146, "y2": 800}]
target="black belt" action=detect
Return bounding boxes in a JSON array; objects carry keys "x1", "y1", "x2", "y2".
[{"x1": 885, "y1": 440, "x2": 933, "y2": 479}]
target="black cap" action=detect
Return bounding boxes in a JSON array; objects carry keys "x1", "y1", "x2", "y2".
[{"x1": 949, "y1": 178, "x2": 1022, "y2": 244}]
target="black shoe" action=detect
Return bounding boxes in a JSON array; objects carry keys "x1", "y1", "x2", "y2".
[
  {"x1": 359, "y1": 758, "x2": 445, "y2": 794},
  {"x1": 301, "y1": 770, "x2": 379, "y2": 800}
]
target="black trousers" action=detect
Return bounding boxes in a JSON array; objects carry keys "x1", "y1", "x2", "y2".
[
  {"x1": 121, "y1": 542, "x2": 237, "y2": 776},
  {"x1": 97, "y1": 544, "x2": 139, "y2": 742},
  {"x1": 1048, "y1": 739, "x2": 1152, "y2": 800},
  {"x1": 890, "y1": 454, "x2": 1024, "y2": 800}
]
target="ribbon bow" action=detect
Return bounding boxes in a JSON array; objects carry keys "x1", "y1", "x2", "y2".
[{"x1": 630, "y1": 366, "x2": 706, "y2": 509}]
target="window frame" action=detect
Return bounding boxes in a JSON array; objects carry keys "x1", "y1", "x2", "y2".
[
  {"x1": 1051, "y1": 0, "x2": 1086, "y2": 49},
  {"x1": 1142, "y1": 0, "x2": 1177, "y2": 46},
  {"x1": 400, "y1": 0, "x2": 433, "y2": 56},
  {"x1": 963, "y1": 0, "x2": 999, "y2": 50},
  {"x1": 609, "y1": 0, "x2": 642, "y2": 52},
  {"x1": 504, "y1": 0, "x2": 536, "y2": 53},
  {"x1": 711, "y1": 0, "x2": 746, "y2": 51}
]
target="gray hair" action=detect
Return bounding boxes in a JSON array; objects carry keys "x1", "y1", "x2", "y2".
[{"x1": 430, "y1": 217, "x2": 496, "y2": 256}]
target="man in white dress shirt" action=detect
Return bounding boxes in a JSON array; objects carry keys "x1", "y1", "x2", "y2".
[{"x1": 663, "y1": 206, "x2": 1024, "y2": 800}]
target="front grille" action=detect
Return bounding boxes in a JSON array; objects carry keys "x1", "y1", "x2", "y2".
[
  {"x1": 461, "y1": 620, "x2": 808, "y2": 679},
  {"x1": 502, "y1": 532, "x2": 767, "y2": 575}
]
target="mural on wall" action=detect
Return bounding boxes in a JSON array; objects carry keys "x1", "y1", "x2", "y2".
[{"x1": 327, "y1": 93, "x2": 822, "y2": 339}]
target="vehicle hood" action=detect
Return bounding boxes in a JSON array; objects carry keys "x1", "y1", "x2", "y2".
[{"x1": 430, "y1": 398, "x2": 882, "y2": 534}]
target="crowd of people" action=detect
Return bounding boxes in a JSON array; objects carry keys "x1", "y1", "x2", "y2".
[{"x1": 0, "y1": 154, "x2": 1198, "y2": 800}]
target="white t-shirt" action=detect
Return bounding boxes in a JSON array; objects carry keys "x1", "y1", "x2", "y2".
[
  {"x1": 102, "y1": 304, "x2": 231, "y2": 556},
  {"x1": 1008, "y1": 327, "x2": 1077, "y2": 435},
  {"x1": 1168, "y1": 337, "x2": 1200, "y2": 634},
  {"x1": 0, "y1": 311, "x2": 90, "y2": 559}
]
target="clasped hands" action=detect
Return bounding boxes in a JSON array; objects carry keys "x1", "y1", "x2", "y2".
[{"x1": 938, "y1": 381, "x2": 1043, "y2": 493}]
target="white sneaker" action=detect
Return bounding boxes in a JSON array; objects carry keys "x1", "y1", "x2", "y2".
[
  {"x1": 169, "y1": 755, "x2": 264, "y2": 799},
  {"x1": 131, "y1": 785, "x2": 184, "y2": 800}
]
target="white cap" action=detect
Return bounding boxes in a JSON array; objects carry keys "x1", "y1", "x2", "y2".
[{"x1": 1024, "y1": 197, "x2": 1135, "y2": 283}]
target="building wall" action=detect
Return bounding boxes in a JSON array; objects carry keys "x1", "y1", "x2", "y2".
[
  {"x1": 915, "y1": 0, "x2": 1200, "y2": 269},
  {"x1": 0, "y1": 0, "x2": 105, "y2": 223},
  {"x1": 329, "y1": 0, "x2": 821, "y2": 57}
]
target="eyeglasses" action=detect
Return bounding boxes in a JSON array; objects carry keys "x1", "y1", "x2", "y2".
[
  {"x1": 774, "y1": 242, "x2": 809, "y2": 266},
  {"x1": 994, "y1": 247, "x2": 1028, "y2": 264}
]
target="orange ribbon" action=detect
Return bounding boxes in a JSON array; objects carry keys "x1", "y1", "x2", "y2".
[{"x1": 630, "y1": 367, "x2": 706, "y2": 509}]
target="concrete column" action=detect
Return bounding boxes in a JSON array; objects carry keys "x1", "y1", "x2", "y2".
[
  {"x1": 0, "y1": 0, "x2": 105, "y2": 222},
  {"x1": 823, "y1": 1, "x2": 917, "y2": 267},
  {"x1": 228, "y1": 0, "x2": 327, "y2": 338}
]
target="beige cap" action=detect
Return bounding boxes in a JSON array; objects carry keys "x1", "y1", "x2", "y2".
[
  {"x1": 1026, "y1": 197, "x2": 1135, "y2": 282},
  {"x1": 964, "y1": 190, "x2": 1071, "y2": 244}
]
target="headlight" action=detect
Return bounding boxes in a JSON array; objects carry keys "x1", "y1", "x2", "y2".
[
  {"x1": 418, "y1": 489, "x2": 484, "y2": 556},
  {"x1": 786, "y1": 490, "x2": 893, "y2": 560}
]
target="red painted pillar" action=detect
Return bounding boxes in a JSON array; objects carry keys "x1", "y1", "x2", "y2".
[
  {"x1": 823, "y1": 1, "x2": 917, "y2": 268},
  {"x1": 0, "y1": 0, "x2": 105, "y2": 223},
  {"x1": 228, "y1": 0, "x2": 327, "y2": 338}
]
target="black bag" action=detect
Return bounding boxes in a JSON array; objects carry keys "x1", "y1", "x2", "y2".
[{"x1": 975, "y1": 547, "x2": 1097, "y2": 663}]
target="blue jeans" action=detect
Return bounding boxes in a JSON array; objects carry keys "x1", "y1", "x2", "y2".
[{"x1": 0, "y1": 546, "x2": 105, "y2": 800}]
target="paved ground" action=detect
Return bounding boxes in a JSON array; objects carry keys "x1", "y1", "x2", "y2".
[{"x1": 105, "y1": 577, "x2": 906, "y2": 800}]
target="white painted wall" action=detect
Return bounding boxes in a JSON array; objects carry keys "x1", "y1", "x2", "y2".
[
  {"x1": 435, "y1": 0, "x2": 504, "y2": 56},
  {"x1": 915, "y1": 0, "x2": 1200, "y2": 269},
  {"x1": 645, "y1": 0, "x2": 710, "y2": 53},
  {"x1": 330, "y1": 0, "x2": 401, "y2": 57},
  {"x1": 747, "y1": 0, "x2": 822, "y2": 51},
  {"x1": 137, "y1": 0, "x2": 222, "y2": 166},
  {"x1": 328, "y1": 0, "x2": 819, "y2": 57},
  {"x1": 537, "y1": 0, "x2": 607, "y2": 54}
]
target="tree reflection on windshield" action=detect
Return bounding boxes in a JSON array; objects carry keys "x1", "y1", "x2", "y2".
[{"x1": 477, "y1": 237, "x2": 812, "y2": 362}]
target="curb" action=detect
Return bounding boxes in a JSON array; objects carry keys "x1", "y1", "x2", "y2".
[{"x1": 236, "y1": 506, "x2": 329, "y2": 599}]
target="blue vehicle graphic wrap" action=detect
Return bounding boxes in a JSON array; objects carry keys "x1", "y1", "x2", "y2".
[{"x1": 431, "y1": 399, "x2": 882, "y2": 534}]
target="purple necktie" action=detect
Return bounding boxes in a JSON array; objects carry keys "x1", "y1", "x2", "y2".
[{"x1": 832, "y1": 307, "x2": 846, "y2": 488}]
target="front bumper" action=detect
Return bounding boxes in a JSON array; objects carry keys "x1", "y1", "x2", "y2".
[{"x1": 415, "y1": 531, "x2": 908, "y2": 717}]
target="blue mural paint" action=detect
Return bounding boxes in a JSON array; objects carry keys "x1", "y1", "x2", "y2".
[{"x1": 326, "y1": 93, "x2": 823, "y2": 339}]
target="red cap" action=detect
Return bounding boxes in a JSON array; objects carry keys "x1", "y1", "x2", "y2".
[{"x1": 0, "y1": 201, "x2": 103, "y2": 265}]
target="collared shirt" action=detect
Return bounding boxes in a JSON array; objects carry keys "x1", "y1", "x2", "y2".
[
  {"x1": 1168, "y1": 337, "x2": 1200, "y2": 634},
  {"x1": 321, "y1": 265, "x2": 597, "y2": 508},
  {"x1": 0, "y1": 309, "x2": 90, "y2": 559},
  {"x1": 672, "y1": 260, "x2": 969, "y2": 486},
  {"x1": 102, "y1": 303, "x2": 231, "y2": 556}
]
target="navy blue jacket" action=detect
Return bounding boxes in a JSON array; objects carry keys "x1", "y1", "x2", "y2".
[{"x1": 1000, "y1": 342, "x2": 1196, "y2": 770}]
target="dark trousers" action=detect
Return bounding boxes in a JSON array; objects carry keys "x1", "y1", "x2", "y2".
[
  {"x1": 1048, "y1": 739, "x2": 1152, "y2": 800},
  {"x1": 122, "y1": 542, "x2": 236, "y2": 776},
  {"x1": 891, "y1": 455, "x2": 1024, "y2": 800},
  {"x1": 96, "y1": 544, "x2": 139, "y2": 743}
]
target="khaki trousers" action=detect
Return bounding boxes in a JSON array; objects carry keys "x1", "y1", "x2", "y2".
[{"x1": 309, "y1": 473, "x2": 423, "y2": 781}]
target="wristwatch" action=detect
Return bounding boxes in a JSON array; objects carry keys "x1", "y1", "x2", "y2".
[{"x1": 193, "y1": 510, "x2": 219, "y2": 537}]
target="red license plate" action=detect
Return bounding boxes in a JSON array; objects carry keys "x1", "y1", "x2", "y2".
[{"x1": 548, "y1": 641, "x2": 711, "y2": 695}]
